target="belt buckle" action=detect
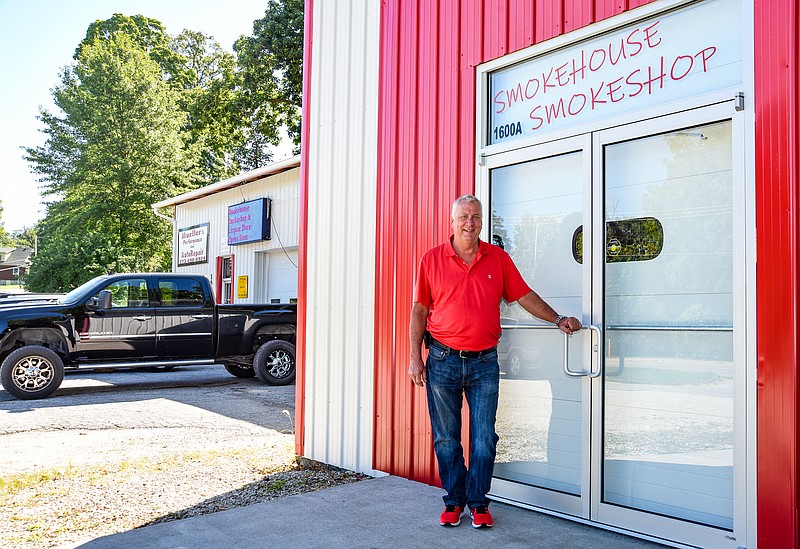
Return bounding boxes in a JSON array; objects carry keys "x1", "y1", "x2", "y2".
[{"x1": 459, "y1": 349, "x2": 469, "y2": 359}]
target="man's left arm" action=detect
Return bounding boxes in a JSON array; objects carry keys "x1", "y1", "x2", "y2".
[{"x1": 515, "y1": 291, "x2": 582, "y2": 335}]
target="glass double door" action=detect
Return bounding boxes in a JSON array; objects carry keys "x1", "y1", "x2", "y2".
[{"x1": 485, "y1": 107, "x2": 746, "y2": 548}]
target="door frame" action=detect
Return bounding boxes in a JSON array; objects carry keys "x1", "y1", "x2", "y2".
[
  {"x1": 591, "y1": 102, "x2": 749, "y2": 548},
  {"x1": 477, "y1": 99, "x2": 753, "y2": 549}
]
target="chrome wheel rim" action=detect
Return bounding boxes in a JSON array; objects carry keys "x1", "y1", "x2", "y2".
[
  {"x1": 12, "y1": 355, "x2": 55, "y2": 392},
  {"x1": 267, "y1": 350, "x2": 293, "y2": 379}
]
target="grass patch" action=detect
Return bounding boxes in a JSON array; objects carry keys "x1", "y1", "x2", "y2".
[
  {"x1": 1, "y1": 445, "x2": 297, "y2": 549},
  {"x1": 269, "y1": 479, "x2": 287, "y2": 492},
  {"x1": 0, "y1": 446, "x2": 289, "y2": 503},
  {"x1": 0, "y1": 467, "x2": 77, "y2": 498}
]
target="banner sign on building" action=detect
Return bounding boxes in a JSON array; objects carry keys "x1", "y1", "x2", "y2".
[
  {"x1": 488, "y1": 0, "x2": 742, "y2": 144},
  {"x1": 228, "y1": 198, "x2": 272, "y2": 245},
  {"x1": 177, "y1": 223, "x2": 209, "y2": 266}
]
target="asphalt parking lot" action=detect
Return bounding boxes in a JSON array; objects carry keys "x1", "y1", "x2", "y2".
[
  {"x1": 0, "y1": 364, "x2": 296, "y2": 475},
  {"x1": 0, "y1": 364, "x2": 304, "y2": 549}
]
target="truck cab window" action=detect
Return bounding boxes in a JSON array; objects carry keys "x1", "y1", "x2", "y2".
[
  {"x1": 96, "y1": 279, "x2": 149, "y2": 308},
  {"x1": 158, "y1": 279, "x2": 206, "y2": 307}
]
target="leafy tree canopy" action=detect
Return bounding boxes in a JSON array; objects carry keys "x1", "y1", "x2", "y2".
[
  {"x1": 234, "y1": 0, "x2": 304, "y2": 167},
  {"x1": 78, "y1": 14, "x2": 193, "y2": 88},
  {"x1": 25, "y1": 24, "x2": 194, "y2": 291},
  {"x1": 172, "y1": 29, "x2": 244, "y2": 182},
  {"x1": 23, "y1": 8, "x2": 305, "y2": 291},
  {"x1": 0, "y1": 201, "x2": 12, "y2": 247},
  {"x1": 12, "y1": 225, "x2": 37, "y2": 250}
]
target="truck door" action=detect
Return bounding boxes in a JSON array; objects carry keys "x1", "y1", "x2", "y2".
[
  {"x1": 75, "y1": 277, "x2": 157, "y2": 360},
  {"x1": 154, "y1": 277, "x2": 214, "y2": 358}
]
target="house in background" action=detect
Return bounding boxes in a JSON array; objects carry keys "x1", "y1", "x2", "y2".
[{"x1": 0, "y1": 247, "x2": 33, "y2": 285}]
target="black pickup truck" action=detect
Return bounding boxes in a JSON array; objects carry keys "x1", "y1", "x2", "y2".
[{"x1": 0, "y1": 273, "x2": 296, "y2": 400}]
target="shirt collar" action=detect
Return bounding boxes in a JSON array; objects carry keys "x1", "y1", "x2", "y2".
[{"x1": 446, "y1": 236, "x2": 492, "y2": 257}]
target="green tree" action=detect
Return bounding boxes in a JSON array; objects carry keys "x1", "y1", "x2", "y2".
[
  {"x1": 171, "y1": 30, "x2": 244, "y2": 182},
  {"x1": 234, "y1": 0, "x2": 304, "y2": 168},
  {"x1": 12, "y1": 225, "x2": 37, "y2": 250},
  {"x1": 24, "y1": 29, "x2": 195, "y2": 291},
  {"x1": 25, "y1": 222, "x2": 123, "y2": 292},
  {"x1": 0, "y1": 201, "x2": 12, "y2": 246},
  {"x1": 78, "y1": 14, "x2": 192, "y2": 88}
]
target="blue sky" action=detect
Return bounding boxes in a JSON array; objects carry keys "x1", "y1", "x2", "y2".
[{"x1": 0, "y1": 0, "x2": 283, "y2": 234}]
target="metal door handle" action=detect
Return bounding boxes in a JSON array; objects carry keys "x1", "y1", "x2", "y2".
[
  {"x1": 191, "y1": 314, "x2": 212, "y2": 319},
  {"x1": 134, "y1": 315, "x2": 153, "y2": 321},
  {"x1": 563, "y1": 325, "x2": 602, "y2": 378}
]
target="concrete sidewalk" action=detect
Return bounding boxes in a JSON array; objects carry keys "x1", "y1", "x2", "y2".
[{"x1": 75, "y1": 476, "x2": 668, "y2": 548}]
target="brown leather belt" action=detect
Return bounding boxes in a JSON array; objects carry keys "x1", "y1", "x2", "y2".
[{"x1": 431, "y1": 338, "x2": 496, "y2": 359}]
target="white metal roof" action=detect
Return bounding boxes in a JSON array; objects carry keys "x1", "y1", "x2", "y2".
[{"x1": 152, "y1": 155, "x2": 301, "y2": 209}]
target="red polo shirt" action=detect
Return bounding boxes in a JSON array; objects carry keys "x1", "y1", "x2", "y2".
[{"x1": 414, "y1": 237, "x2": 531, "y2": 351}]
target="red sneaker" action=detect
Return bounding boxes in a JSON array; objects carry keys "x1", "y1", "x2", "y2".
[
  {"x1": 470, "y1": 506, "x2": 494, "y2": 528},
  {"x1": 439, "y1": 505, "x2": 465, "y2": 526}
]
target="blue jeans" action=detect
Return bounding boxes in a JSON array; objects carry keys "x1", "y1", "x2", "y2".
[{"x1": 425, "y1": 345, "x2": 500, "y2": 510}]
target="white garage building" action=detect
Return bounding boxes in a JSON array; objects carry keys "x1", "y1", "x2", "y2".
[{"x1": 152, "y1": 155, "x2": 300, "y2": 305}]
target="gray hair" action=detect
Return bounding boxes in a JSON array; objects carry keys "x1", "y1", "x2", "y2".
[{"x1": 451, "y1": 194, "x2": 482, "y2": 220}]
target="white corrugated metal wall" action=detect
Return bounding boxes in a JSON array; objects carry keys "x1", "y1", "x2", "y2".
[
  {"x1": 172, "y1": 168, "x2": 300, "y2": 304},
  {"x1": 303, "y1": 0, "x2": 382, "y2": 474}
]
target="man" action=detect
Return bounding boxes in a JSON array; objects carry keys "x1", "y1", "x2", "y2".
[{"x1": 408, "y1": 194, "x2": 582, "y2": 529}]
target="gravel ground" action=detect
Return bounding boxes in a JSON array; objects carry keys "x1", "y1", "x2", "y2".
[{"x1": 0, "y1": 368, "x2": 366, "y2": 549}]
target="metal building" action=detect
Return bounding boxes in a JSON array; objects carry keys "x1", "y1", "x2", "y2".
[
  {"x1": 153, "y1": 156, "x2": 300, "y2": 305},
  {"x1": 298, "y1": 1, "x2": 798, "y2": 547}
]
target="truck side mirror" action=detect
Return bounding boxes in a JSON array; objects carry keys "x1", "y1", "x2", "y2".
[{"x1": 88, "y1": 289, "x2": 113, "y2": 310}]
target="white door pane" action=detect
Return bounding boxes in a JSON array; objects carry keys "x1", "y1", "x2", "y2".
[
  {"x1": 491, "y1": 151, "x2": 585, "y2": 497},
  {"x1": 602, "y1": 120, "x2": 734, "y2": 530}
]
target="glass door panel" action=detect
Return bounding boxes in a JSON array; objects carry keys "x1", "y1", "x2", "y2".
[
  {"x1": 484, "y1": 110, "x2": 743, "y2": 548},
  {"x1": 600, "y1": 121, "x2": 735, "y2": 530},
  {"x1": 489, "y1": 146, "x2": 590, "y2": 514}
]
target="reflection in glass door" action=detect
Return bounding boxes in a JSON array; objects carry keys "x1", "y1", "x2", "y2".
[
  {"x1": 598, "y1": 120, "x2": 735, "y2": 534},
  {"x1": 489, "y1": 140, "x2": 591, "y2": 518},
  {"x1": 486, "y1": 115, "x2": 743, "y2": 548}
]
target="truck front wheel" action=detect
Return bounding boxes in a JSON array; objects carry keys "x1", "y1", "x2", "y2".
[
  {"x1": 253, "y1": 340, "x2": 296, "y2": 386},
  {"x1": 1, "y1": 346, "x2": 65, "y2": 400}
]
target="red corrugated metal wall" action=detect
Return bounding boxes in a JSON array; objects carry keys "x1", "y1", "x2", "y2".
[
  {"x1": 754, "y1": 1, "x2": 799, "y2": 547},
  {"x1": 360, "y1": 0, "x2": 800, "y2": 543},
  {"x1": 372, "y1": 0, "x2": 660, "y2": 486},
  {"x1": 294, "y1": 0, "x2": 800, "y2": 537}
]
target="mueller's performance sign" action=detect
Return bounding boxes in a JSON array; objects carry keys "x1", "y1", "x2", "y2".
[
  {"x1": 488, "y1": 0, "x2": 742, "y2": 144},
  {"x1": 178, "y1": 223, "x2": 209, "y2": 266},
  {"x1": 228, "y1": 198, "x2": 272, "y2": 245}
]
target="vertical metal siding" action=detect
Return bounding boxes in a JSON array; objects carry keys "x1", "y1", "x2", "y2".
[
  {"x1": 373, "y1": 0, "x2": 660, "y2": 486},
  {"x1": 172, "y1": 169, "x2": 300, "y2": 303},
  {"x1": 301, "y1": 0, "x2": 381, "y2": 474},
  {"x1": 563, "y1": 1, "x2": 593, "y2": 33},
  {"x1": 302, "y1": 6, "x2": 800, "y2": 541},
  {"x1": 754, "y1": 0, "x2": 800, "y2": 546},
  {"x1": 295, "y1": 0, "x2": 314, "y2": 457},
  {"x1": 535, "y1": 0, "x2": 563, "y2": 42}
]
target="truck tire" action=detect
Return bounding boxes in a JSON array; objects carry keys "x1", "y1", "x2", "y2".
[
  {"x1": 224, "y1": 363, "x2": 256, "y2": 378},
  {"x1": 253, "y1": 340, "x2": 296, "y2": 386},
  {"x1": 1, "y1": 346, "x2": 65, "y2": 400}
]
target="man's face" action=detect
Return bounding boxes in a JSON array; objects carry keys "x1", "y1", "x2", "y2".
[{"x1": 451, "y1": 200, "x2": 482, "y2": 245}]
